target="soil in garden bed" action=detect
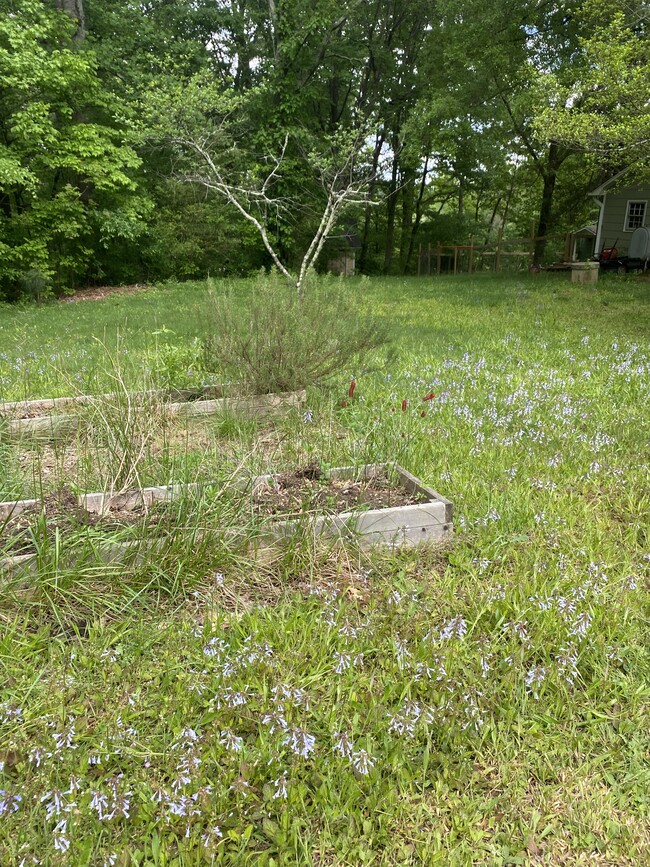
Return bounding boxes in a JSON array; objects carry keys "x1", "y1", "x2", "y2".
[
  {"x1": 0, "y1": 487, "x2": 174, "y2": 555},
  {"x1": 252, "y1": 464, "x2": 426, "y2": 519}
]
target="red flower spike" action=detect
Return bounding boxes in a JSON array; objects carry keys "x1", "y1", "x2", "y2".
[
  {"x1": 401, "y1": 399, "x2": 408, "y2": 412},
  {"x1": 420, "y1": 410, "x2": 426, "y2": 417},
  {"x1": 348, "y1": 379, "x2": 357, "y2": 399},
  {"x1": 341, "y1": 399, "x2": 348, "y2": 408},
  {"x1": 422, "y1": 391, "x2": 436, "y2": 401}
]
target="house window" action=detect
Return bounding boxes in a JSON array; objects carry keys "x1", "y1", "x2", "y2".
[{"x1": 625, "y1": 201, "x2": 646, "y2": 231}]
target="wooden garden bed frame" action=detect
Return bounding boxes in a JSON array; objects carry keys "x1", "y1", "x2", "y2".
[
  {"x1": 0, "y1": 464, "x2": 453, "y2": 577},
  {"x1": 0, "y1": 388, "x2": 306, "y2": 439},
  {"x1": 253, "y1": 464, "x2": 452, "y2": 548}
]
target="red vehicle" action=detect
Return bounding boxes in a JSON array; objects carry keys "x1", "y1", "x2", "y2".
[
  {"x1": 596, "y1": 244, "x2": 627, "y2": 274},
  {"x1": 596, "y1": 228, "x2": 650, "y2": 273}
]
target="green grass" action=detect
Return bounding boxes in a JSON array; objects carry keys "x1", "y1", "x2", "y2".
[
  {"x1": 0, "y1": 273, "x2": 648, "y2": 400},
  {"x1": 1, "y1": 273, "x2": 649, "y2": 865}
]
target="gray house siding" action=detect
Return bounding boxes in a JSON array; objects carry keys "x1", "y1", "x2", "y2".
[{"x1": 597, "y1": 184, "x2": 650, "y2": 254}]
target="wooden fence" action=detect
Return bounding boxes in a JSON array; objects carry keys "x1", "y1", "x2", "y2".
[{"x1": 417, "y1": 228, "x2": 566, "y2": 275}]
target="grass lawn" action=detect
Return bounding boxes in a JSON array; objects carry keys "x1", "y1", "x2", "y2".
[{"x1": 1, "y1": 273, "x2": 649, "y2": 865}]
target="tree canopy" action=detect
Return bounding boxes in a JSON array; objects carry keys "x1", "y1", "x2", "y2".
[
  {"x1": 0, "y1": 0, "x2": 645, "y2": 297},
  {"x1": 535, "y1": 0, "x2": 650, "y2": 175}
]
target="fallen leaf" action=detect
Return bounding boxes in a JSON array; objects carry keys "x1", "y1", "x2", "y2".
[{"x1": 525, "y1": 835, "x2": 542, "y2": 857}]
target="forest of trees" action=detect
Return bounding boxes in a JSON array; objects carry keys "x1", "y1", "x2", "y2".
[{"x1": 0, "y1": 0, "x2": 648, "y2": 299}]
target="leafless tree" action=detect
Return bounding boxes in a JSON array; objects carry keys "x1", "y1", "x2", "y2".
[{"x1": 172, "y1": 129, "x2": 379, "y2": 298}]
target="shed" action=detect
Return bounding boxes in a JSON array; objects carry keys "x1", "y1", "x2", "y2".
[
  {"x1": 589, "y1": 171, "x2": 650, "y2": 257},
  {"x1": 325, "y1": 224, "x2": 361, "y2": 277},
  {"x1": 565, "y1": 223, "x2": 597, "y2": 261}
]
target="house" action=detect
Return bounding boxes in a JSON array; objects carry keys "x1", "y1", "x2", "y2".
[{"x1": 589, "y1": 170, "x2": 650, "y2": 257}]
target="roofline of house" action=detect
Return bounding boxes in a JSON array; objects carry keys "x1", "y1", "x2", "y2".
[{"x1": 588, "y1": 168, "x2": 630, "y2": 197}]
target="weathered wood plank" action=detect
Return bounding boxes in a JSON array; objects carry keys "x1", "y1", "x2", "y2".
[
  {"x1": 354, "y1": 522, "x2": 452, "y2": 548},
  {"x1": 1, "y1": 389, "x2": 305, "y2": 440},
  {"x1": 0, "y1": 497, "x2": 39, "y2": 521},
  {"x1": 329, "y1": 463, "x2": 385, "y2": 482},
  {"x1": 1, "y1": 481, "x2": 208, "y2": 522},
  {"x1": 352, "y1": 501, "x2": 446, "y2": 532},
  {"x1": 0, "y1": 385, "x2": 227, "y2": 417},
  {"x1": 82, "y1": 483, "x2": 195, "y2": 514},
  {"x1": 5, "y1": 414, "x2": 78, "y2": 440},
  {"x1": 0, "y1": 537, "x2": 165, "y2": 580},
  {"x1": 394, "y1": 466, "x2": 453, "y2": 521},
  {"x1": 169, "y1": 390, "x2": 305, "y2": 418},
  {"x1": 268, "y1": 501, "x2": 447, "y2": 539},
  {"x1": 0, "y1": 551, "x2": 38, "y2": 579}
]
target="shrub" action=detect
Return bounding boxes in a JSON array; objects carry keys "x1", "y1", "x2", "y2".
[
  {"x1": 201, "y1": 271, "x2": 390, "y2": 394},
  {"x1": 19, "y1": 269, "x2": 53, "y2": 305}
]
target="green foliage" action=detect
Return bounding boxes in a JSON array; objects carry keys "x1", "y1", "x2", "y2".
[
  {"x1": 143, "y1": 194, "x2": 264, "y2": 281},
  {"x1": 534, "y1": 0, "x2": 650, "y2": 173},
  {"x1": 17, "y1": 268, "x2": 52, "y2": 305},
  {"x1": 145, "y1": 334, "x2": 203, "y2": 391},
  {"x1": 201, "y1": 271, "x2": 391, "y2": 394},
  {"x1": 0, "y1": 0, "x2": 143, "y2": 298},
  {"x1": 0, "y1": 0, "x2": 640, "y2": 296}
]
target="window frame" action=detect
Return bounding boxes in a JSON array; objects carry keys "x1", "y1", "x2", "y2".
[{"x1": 624, "y1": 200, "x2": 647, "y2": 232}]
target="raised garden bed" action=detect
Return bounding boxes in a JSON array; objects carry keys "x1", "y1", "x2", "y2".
[
  {"x1": 0, "y1": 488, "x2": 172, "y2": 554},
  {"x1": 0, "y1": 386, "x2": 224, "y2": 418},
  {"x1": 252, "y1": 464, "x2": 452, "y2": 548},
  {"x1": 0, "y1": 387, "x2": 306, "y2": 439},
  {"x1": 0, "y1": 486, "x2": 182, "y2": 578},
  {"x1": 0, "y1": 464, "x2": 452, "y2": 577},
  {"x1": 0, "y1": 480, "x2": 201, "y2": 525}
]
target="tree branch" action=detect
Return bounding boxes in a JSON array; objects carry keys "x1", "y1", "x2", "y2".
[{"x1": 173, "y1": 127, "x2": 379, "y2": 295}]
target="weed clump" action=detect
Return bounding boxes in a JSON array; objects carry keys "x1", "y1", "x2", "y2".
[{"x1": 201, "y1": 271, "x2": 390, "y2": 394}]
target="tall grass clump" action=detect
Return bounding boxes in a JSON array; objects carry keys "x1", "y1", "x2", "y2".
[
  {"x1": 79, "y1": 342, "x2": 169, "y2": 495},
  {"x1": 201, "y1": 271, "x2": 390, "y2": 394}
]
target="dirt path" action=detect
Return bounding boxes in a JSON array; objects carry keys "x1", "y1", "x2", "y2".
[{"x1": 60, "y1": 283, "x2": 151, "y2": 303}]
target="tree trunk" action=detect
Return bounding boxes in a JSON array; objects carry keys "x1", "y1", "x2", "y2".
[
  {"x1": 267, "y1": 0, "x2": 279, "y2": 63},
  {"x1": 358, "y1": 132, "x2": 384, "y2": 273},
  {"x1": 398, "y1": 167, "x2": 416, "y2": 273},
  {"x1": 474, "y1": 178, "x2": 486, "y2": 224},
  {"x1": 329, "y1": 73, "x2": 340, "y2": 130},
  {"x1": 405, "y1": 156, "x2": 429, "y2": 271},
  {"x1": 57, "y1": 0, "x2": 85, "y2": 42},
  {"x1": 534, "y1": 141, "x2": 562, "y2": 265},
  {"x1": 484, "y1": 195, "x2": 502, "y2": 245},
  {"x1": 383, "y1": 134, "x2": 400, "y2": 273}
]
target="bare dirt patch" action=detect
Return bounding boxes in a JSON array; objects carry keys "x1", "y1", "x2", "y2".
[{"x1": 60, "y1": 283, "x2": 151, "y2": 303}]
